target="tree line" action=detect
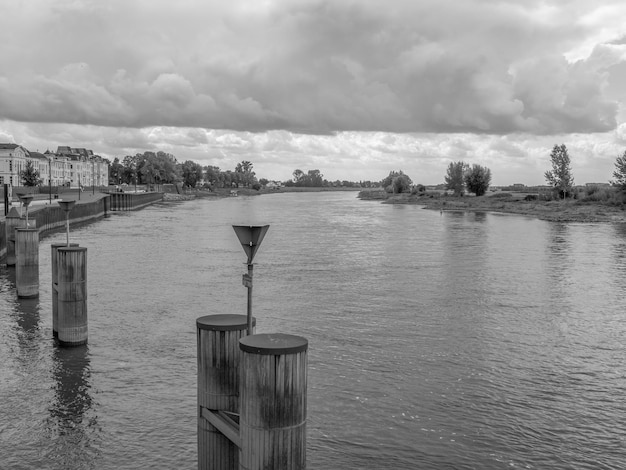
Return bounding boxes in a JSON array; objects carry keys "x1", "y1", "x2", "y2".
[
  {"x1": 108, "y1": 153, "x2": 374, "y2": 190},
  {"x1": 109, "y1": 152, "x2": 259, "y2": 189},
  {"x1": 382, "y1": 144, "x2": 626, "y2": 199}
]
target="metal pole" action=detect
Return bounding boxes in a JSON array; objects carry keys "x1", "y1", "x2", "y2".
[
  {"x1": 65, "y1": 213, "x2": 70, "y2": 247},
  {"x1": 92, "y1": 160, "x2": 95, "y2": 195},
  {"x1": 247, "y1": 263, "x2": 253, "y2": 335},
  {"x1": 49, "y1": 159, "x2": 52, "y2": 204}
]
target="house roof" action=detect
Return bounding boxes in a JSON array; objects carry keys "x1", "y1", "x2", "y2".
[
  {"x1": 0, "y1": 143, "x2": 20, "y2": 150},
  {"x1": 29, "y1": 151, "x2": 48, "y2": 160}
]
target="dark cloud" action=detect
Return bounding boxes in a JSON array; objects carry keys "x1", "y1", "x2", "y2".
[{"x1": 1, "y1": 0, "x2": 625, "y2": 136}]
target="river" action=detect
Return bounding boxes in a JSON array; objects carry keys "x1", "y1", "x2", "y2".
[{"x1": 1, "y1": 191, "x2": 625, "y2": 469}]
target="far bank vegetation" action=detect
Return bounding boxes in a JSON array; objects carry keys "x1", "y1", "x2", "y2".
[{"x1": 359, "y1": 145, "x2": 626, "y2": 221}]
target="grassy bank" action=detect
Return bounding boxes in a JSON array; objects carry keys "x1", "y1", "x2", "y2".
[{"x1": 358, "y1": 188, "x2": 626, "y2": 223}]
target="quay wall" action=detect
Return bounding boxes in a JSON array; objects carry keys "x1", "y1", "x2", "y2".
[{"x1": 0, "y1": 192, "x2": 164, "y2": 262}]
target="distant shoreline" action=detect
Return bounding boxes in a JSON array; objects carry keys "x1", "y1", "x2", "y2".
[{"x1": 358, "y1": 189, "x2": 626, "y2": 223}]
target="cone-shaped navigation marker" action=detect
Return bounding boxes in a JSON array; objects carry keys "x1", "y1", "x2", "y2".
[
  {"x1": 232, "y1": 225, "x2": 270, "y2": 264},
  {"x1": 232, "y1": 225, "x2": 270, "y2": 335}
]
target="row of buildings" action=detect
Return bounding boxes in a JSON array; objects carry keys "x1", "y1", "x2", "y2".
[{"x1": 0, "y1": 143, "x2": 109, "y2": 189}]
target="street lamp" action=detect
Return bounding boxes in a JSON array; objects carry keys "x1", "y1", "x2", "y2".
[
  {"x1": 232, "y1": 225, "x2": 270, "y2": 335},
  {"x1": 57, "y1": 200, "x2": 76, "y2": 247},
  {"x1": 48, "y1": 157, "x2": 52, "y2": 204},
  {"x1": 18, "y1": 194, "x2": 34, "y2": 227}
]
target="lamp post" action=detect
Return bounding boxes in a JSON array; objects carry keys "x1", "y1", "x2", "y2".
[
  {"x1": 48, "y1": 157, "x2": 52, "y2": 204},
  {"x1": 18, "y1": 194, "x2": 34, "y2": 227},
  {"x1": 57, "y1": 200, "x2": 76, "y2": 247},
  {"x1": 232, "y1": 225, "x2": 270, "y2": 335}
]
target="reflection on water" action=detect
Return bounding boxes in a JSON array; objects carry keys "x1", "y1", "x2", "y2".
[
  {"x1": 45, "y1": 344, "x2": 100, "y2": 470},
  {"x1": 0, "y1": 265, "x2": 100, "y2": 469}
]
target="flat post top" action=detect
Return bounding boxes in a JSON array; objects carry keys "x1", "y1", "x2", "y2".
[
  {"x1": 196, "y1": 314, "x2": 255, "y2": 331},
  {"x1": 240, "y1": 333, "x2": 308, "y2": 355},
  {"x1": 57, "y1": 246, "x2": 87, "y2": 253}
]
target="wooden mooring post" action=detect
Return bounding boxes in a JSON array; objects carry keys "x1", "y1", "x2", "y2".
[
  {"x1": 56, "y1": 246, "x2": 88, "y2": 346},
  {"x1": 197, "y1": 314, "x2": 253, "y2": 470},
  {"x1": 51, "y1": 243, "x2": 78, "y2": 337},
  {"x1": 4, "y1": 207, "x2": 35, "y2": 266},
  {"x1": 15, "y1": 228, "x2": 39, "y2": 298},
  {"x1": 239, "y1": 334, "x2": 308, "y2": 470}
]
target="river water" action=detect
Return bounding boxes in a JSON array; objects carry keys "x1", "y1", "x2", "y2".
[{"x1": 1, "y1": 191, "x2": 625, "y2": 469}]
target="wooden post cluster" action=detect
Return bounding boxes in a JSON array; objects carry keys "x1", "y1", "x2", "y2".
[
  {"x1": 56, "y1": 246, "x2": 88, "y2": 346},
  {"x1": 51, "y1": 243, "x2": 78, "y2": 337},
  {"x1": 15, "y1": 228, "x2": 39, "y2": 298},
  {"x1": 197, "y1": 316, "x2": 308, "y2": 470}
]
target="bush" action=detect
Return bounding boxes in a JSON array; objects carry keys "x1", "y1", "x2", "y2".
[
  {"x1": 490, "y1": 192, "x2": 513, "y2": 199},
  {"x1": 252, "y1": 183, "x2": 261, "y2": 191},
  {"x1": 581, "y1": 186, "x2": 620, "y2": 203}
]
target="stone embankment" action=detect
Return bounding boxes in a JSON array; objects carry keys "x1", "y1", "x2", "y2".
[{"x1": 1, "y1": 191, "x2": 164, "y2": 262}]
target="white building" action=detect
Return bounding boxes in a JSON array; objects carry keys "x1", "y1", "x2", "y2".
[
  {"x1": 0, "y1": 143, "x2": 29, "y2": 187},
  {"x1": 0, "y1": 143, "x2": 109, "y2": 189}
]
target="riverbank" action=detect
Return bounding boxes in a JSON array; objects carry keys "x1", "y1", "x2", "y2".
[
  {"x1": 1, "y1": 191, "x2": 164, "y2": 262},
  {"x1": 358, "y1": 189, "x2": 626, "y2": 223}
]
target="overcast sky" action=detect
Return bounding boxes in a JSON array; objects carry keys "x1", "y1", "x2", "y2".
[{"x1": 1, "y1": 0, "x2": 626, "y2": 185}]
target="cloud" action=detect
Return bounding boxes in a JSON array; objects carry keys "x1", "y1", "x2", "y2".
[
  {"x1": 1, "y1": 0, "x2": 625, "y2": 136},
  {"x1": 2, "y1": 0, "x2": 626, "y2": 188}
]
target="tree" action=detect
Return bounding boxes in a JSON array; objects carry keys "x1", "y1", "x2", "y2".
[
  {"x1": 544, "y1": 144, "x2": 574, "y2": 198},
  {"x1": 235, "y1": 161, "x2": 256, "y2": 187},
  {"x1": 120, "y1": 155, "x2": 137, "y2": 184},
  {"x1": 307, "y1": 169, "x2": 324, "y2": 187},
  {"x1": 109, "y1": 157, "x2": 124, "y2": 184},
  {"x1": 181, "y1": 160, "x2": 204, "y2": 188},
  {"x1": 464, "y1": 164, "x2": 492, "y2": 196},
  {"x1": 381, "y1": 170, "x2": 412, "y2": 193},
  {"x1": 444, "y1": 161, "x2": 468, "y2": 196},
  {"x1": 20, "y1": 160, "x2": 43, "y2": 187},
  {"x1": 292, "y1": 169, "x2": 305, "y2": 186},
  {"x1": 392, "y1": 174, "x2": 412, "y2": 193},
  {"x1": 612, "y1": 150, "x2": 626, "y2": 190},
  {"x1": 205, "y1": 166, "x2": 222, "y2": 187}
]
